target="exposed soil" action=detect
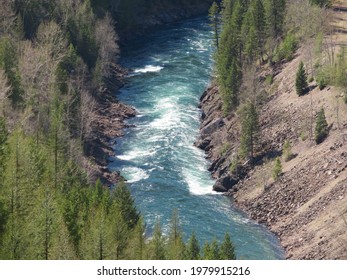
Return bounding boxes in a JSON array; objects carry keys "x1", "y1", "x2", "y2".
[{"x1": 196, "y1": 2, "x2": 347, "y2": 259}]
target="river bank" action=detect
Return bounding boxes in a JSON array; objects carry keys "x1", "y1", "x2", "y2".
[
  {"x1": 87, "y1": 4, "x2": 218, "y2": 186},
  {"x1": 196, "y1": 45, "x2": 347, "y2": 259}
]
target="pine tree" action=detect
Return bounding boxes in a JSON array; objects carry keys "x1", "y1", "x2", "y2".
[
  {"x1": 209, "y1": 2, "x2": 220, "y2": 49},
  {"x1": 272, "y1": 157, "x2": 282, "y2": 180},
  {"x1": 148, "y1": 220, "x2": 166, "y2": 260},
  {"x1": 315, "y1": 107, "x2": 329, "y2": 144},
  {"x1": 167, "y1": 210, "x2": 185, "y2": 260},
  {"x1": 220, "y1": 233, "x2": 236, "y2": 260},
  {"x1": 264, "y1": 0, "x2": 286, "y2": 39},
  {"x1": 239, "y1": 101, "x2": 260, "y2": 159},
  {"x1": 282, "y1": 140, "x2": 293, "y2": 162},
  {"x1": 186, "y1": 232, "x2": 200, "y2": 260},
  {"x1": 113, "y1": 180, "x2": 139, "y2": 229},
  {"x1": 296, "y1": 61, "x2": 308, "y2": 96}
]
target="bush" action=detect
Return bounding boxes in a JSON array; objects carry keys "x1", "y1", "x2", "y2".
[
  {"x1": 315, "y1": 107, "x2": 329, "y2": 144},
  {"x1": 272, "y1": 157, "x2": 282, "y2": 180},
  {"x1": 274, "y1": 34, "x2": 297, "y2": 62},
  {"x1": 265, "y1": 74, "x2": 274, "y2": 85},
  {"x1": 282, "y1": 140, "x2": 293, "y2": 162}
]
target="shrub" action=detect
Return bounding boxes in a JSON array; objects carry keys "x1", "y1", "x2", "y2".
[
  {"x1": 315, "y1": 107, "x2": 329, "y2": 144},
  {"x1": 272, "y1": 157, "x2": 282, "y2": 180},
  {"x1": 274, "y1": 34, "x2": 297, "y2": 62}
]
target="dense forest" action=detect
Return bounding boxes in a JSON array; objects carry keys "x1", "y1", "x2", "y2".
[{"x1": 0, "y1": 0, "x2": 238, "y2": 260}]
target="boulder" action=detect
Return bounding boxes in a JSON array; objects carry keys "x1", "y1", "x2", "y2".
[
  {"x1": 213, "y1": 176, "x2": 238, "y2": 192},
  {"x1": 200, "y1": 118, "x2": 224, "y2": 137}
]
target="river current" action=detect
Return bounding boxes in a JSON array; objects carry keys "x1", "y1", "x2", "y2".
[{"x1": 109, "y1": 17, "x2": 284, "y2": 259}]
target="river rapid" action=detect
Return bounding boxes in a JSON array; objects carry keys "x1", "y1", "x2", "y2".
[{"x1": 110, "y1": 17, "x2": 284, "y2": 260}]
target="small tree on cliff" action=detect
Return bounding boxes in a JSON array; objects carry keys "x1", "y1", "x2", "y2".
[
  {"x1": 272, "y1": 157, "x2": 282, "y2": 180},
  {"x1": 239, "y1": 101, "x2": 260, "y2": 160},
  {"x1": 296, "y1": 61, "x2": 308, "y2": 96},
  {"x1": 315, "y1": 107, "x2": 329, "y2": 144}
]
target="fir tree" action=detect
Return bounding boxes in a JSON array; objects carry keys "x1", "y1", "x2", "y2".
[
  {"x1": 186, "y1": 232, "x2": 200, "y2": 260},
  {"x1": 113, "y1": 180, "x2": 140, "y2": 229},
  {"x1": 239, "y1": 102, "x2": 260, "y2": 159},
  {"x1": 209, "y1": 2, "x2": 220, "y2": 49},
  {"x1": 282, "y1": 140, "x2": 293, "y2": 162},
  {"x1": 296, "y1": 61, "x2": 308, "y2": 96},
  {"x1": 220, "y1": 233, "x2": 236, "y2": 260},
  {"x1": 272, "y1": 157, "x2": 282, "y2": 180},
  {"x1": 148, "y1": 220, "x2": 166, "y2": 260},
  {"x1": 315, "y1": 107, "x2": 329, "y2": 144},
  {"x1": 167, "y1": 210, "x2": 185, "y2": 260}
]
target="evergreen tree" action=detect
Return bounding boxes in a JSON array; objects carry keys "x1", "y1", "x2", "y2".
[
  {"x1": 282, "y1": 140, "x2": 293, "y2": 162},
  {"x1": 264, "y1": 0, "x2": 286, "y2": 39},
  {"x1": 209, "y1": 2, "x2": 220, "y2": 49},
  {"x1": 295, "y1": 61, "x2": 308, "y2": 96},
  {"x1": 310, "y1": 0, "x2": 331, "y2": 7},
  {"x1": 239, "y1": 101, "x2": 260, "y2": 159},
  {"x1": 148, "y1": 220, "x2": 166, "y2": 260},
  {"x1": 186, "y1": 232, "x2": 200, "y2": 260},
  {"x1": 272, "y1": 157, "x2": 282, "y2": 180},
  {"x1": 315, "y1": 107, "x2": 329, "y2": 144},
  {"x1": 167, "y1": 210, "x2": 185, "y2": 260},
  {"x1": 113, "y1": 180, "x2": 140, "y2": 229},
  {"x1": 220, "y1": 233, "x2": 236, "y2": 260}
]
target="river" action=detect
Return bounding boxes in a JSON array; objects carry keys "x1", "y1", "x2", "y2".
[{"x1": 109, "y1": 17, "x2": 284, "y2": 260}]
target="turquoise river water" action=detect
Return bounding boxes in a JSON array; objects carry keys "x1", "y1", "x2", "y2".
[{"x1": 110, "y1": 17, "x2": 284, "y2": 260}]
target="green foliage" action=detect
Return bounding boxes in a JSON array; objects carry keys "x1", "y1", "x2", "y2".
[
  {"x1": 296, "y1": 61, "x2": 308, "y2": 96},
  {"x1": 282, "y1": 140, "x2": 293, "y2": 162},
  {"x1": 148, "y1": 220, "x2": 166, "y2": 260},
  {"x1": 167, "y1": 210, "x2": 186, "y2": 260},
  {"x1": 315, "y1": 107, "x2": 328, "y2": 144},
  {"x1": 310, "y1": 0, "x2": 331, "y2": 7},
  {"x1": 239, "y1": 102, "x2": 260, "y2": 159},
  {"x1": 209, "y1": 2, "x2": 220, "y2": 49},
  {"x1": 265, "y1": 75, "x2": 274, "y2": 85},
  {"x1": 274, "y1": 33, "x2": 297, "y2": 62},
  {"x1": 264, "y1": 0, "x2": 286, "y2": 39},
  {"x1": 220, "y1": 232, "x2": 236, "y2": 260},
  {"x1": 113, "y1": 181, "x2": 140, "y2": 230},
  {"x1": 334, "y1": 47, "x2": 347, "y2": 91},
  {"x1": 272, "y1": 157, "x2": 282, "y2": 180},
  {"x1": 186, "y1": 232, "x2": 201, "y2": 260},
  {"x1": 229, "y1": 154, "x2": 241, "y2": 176}
]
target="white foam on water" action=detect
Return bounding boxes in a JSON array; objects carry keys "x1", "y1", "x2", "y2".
[
  {"x1": 117, "y1": 149, "x2": 156, "y2": 161},
  {"x1": 123, "y1": 167, "x2": 149, "y2": 183},
  {"x1": 182, "y1": 168, "x2": 215, "y2": 196},
  {"x1": 133, "y1": 65, "x2": 164, "y2": 73}
]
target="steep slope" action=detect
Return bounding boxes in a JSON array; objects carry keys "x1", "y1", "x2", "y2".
[{"x1": 197, "y1": 1, "x2": 347, "y2": 259}]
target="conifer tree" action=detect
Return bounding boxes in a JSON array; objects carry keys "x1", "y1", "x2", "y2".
[
  {"x1": 220, "y1": 233, "x2": 236, "y2": 260},
  {"x1": 148, "y1": 220, "x2": 166, "y2": 260},
  {"x1": 186, "y1": 232, "x2": 200, "y2": 260},
  {"x1": 272, "y1": 157, "x2": 282, "y2": 180},
  {"x1": 264, "y1": 0, "x2": 286, "y2": 39},
  {"x1": 167, "y1": 210, "x2": 185, "y2": 260},
  {"x1": 282, "y1": 140, "x2": 293, "y2": 162},
  {"x1": 315, "y1": 107, "x2": 329, "y2": 144},
  {"x1": 209, "y1": 2, "x2": 220, "y2": 49},
  {"x1": 113, "y1": 180, "x2": 139, "y2": 230},
  {"x1": 296, "y1": 61, "x2": 308, "y2": 96},
  {"x1": 239, "y1": 101, "x2": 260, "y2": 159}
]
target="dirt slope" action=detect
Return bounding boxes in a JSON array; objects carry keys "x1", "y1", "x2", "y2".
[{"x1": 197, "y1": 1, "x2": 347, "y2": 259}]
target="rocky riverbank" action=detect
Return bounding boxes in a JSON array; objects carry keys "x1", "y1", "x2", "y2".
[{"x1": 196, "y1": 48, "x2": 347, "y2": 259}]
